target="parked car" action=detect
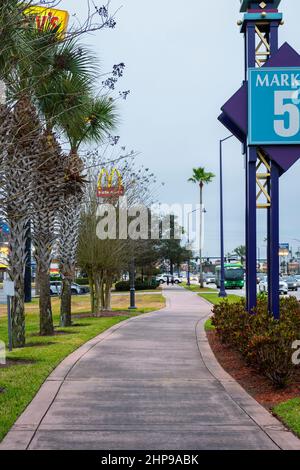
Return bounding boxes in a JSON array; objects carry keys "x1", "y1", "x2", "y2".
[
  {"x1": 256, "y1": 273, "x2": 265, "y2": 284},
  {"x1": 205, "y1": 275, "x2": 216, "y2": 285},
  {"x1": 282, "y1": 276, "x2": 298, "y2": 291},
  {"x1": 258, "y1": 277, "x2": 288, "y2": 295},
  {"x1": 293, "y1": 275, "x2": 300, "y2": 287},
  {"x1": 50, "y1": 281, "x2": 89, "y2": 296},
  {"x1": 156, "y1": 274, "x2": 182, "y2": 284}
]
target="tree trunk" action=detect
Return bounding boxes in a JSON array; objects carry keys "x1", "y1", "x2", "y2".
[
  {"x1": 199, "y1": 183, "x2": 204, "y2": 288},
  {"x1": 60, "y1": 277, "x2": 72, "y2": 327},
  {"x1": 95, "y1": 273, "x2": 104, "y2": 314},
  {"x1": 101, "y1": 279, "x2": 105, "y2": 311},
  {"x1": 11, "y1": 276, "x2": 25, "y2": 348},
  {"x1": 104, "y1": 276, "x2": 112, "y2": 311},
  {"x1": 9, "y1": 223, "x2": 27, "y2": 348},
  {"x1": 39, "y1": 270, "x2": 54, "y2": 336},
  {"x1": 88, "y1": 275, "x2": 95, "y2": 313},
  {"x1": 170, "y1": 261, "x2": 174, "y2": 276},
  {"x1": 35, "y1": 271, "x2": 40, "y2": 296}
]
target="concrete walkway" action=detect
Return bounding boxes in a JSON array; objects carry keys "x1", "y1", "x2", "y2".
[{"x1": 1, "y1": 286, "x2": 300, "y2": 450}]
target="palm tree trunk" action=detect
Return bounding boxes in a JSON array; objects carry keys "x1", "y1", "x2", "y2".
[
  {"x1": 11, "y1": 271, "x2": 25, "y2": 348},
  {"x1": 199, "y1": 183, "x2": 204, "y2": 288},
  {"x1": 9, "y1": 218, "x2": 27, "y2": 348},
  {"x1": 58, "y1": 195, "x2": 82, "y2": 326},
  {"x1": 39, "y1": 269, "x2": 54, "y2": 336},
  {"x1": 60, "y1": 277, "x2": 72, "y2": 327},
  {"x1": 2, "y1": 97, "x2": 41, "y2": 347}
]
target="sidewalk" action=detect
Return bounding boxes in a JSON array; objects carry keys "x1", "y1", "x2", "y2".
[{"x1": 1, "y1": 286, "x2": 300, "y2": 450}]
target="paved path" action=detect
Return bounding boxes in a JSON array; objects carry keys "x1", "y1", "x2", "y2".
[{"x1": 2, "y1": 286, "x2": 300, "y2": 450}]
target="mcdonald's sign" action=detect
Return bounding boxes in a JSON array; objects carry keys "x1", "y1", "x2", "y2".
[
  {"x1": 97, "y1": 168, "x2": 125, "y2": 198},
  {"x1": 24, "y1": 6, "x2": 69, "y2": 37}
]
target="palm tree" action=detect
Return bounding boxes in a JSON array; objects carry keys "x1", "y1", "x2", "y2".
[
  {"x1": 28, "y1": 33, "x2": 102, "y2": 334},
  {"x1": 0, "y1": 1, "x2": 44, "y2": 346},
  {"x1": 234, "y1": 245, "x2": 246, "y2": 264},
  {"x1": 58, "y1": 95, "x2": 117, "y2": 327},
  {"x1": 188, "y1": 168, "x2": 215, "y2": 288}
]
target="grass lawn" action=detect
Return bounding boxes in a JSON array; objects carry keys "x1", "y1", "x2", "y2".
[
  {"x1": 0, "y1": 292, "x2": 165, "y2": 442},
  {"x1": 199, "y1": 293, "x2": 242, "y2": 305},
  {"x1": 273, "y1": 399, "x2": 300, "y2": 438},
  {"x1": 204, "y1": 318, "x2": 215, "y2": 331},
  {"x1": 182, "y1": 282, "x2": 217, "y2": 293},
  {"x1": 0, "y1": 292, "x2": 166, "y2": 317}
]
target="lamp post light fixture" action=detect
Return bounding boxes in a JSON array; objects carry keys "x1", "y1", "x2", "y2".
[{"x1": 219, "y1": 135, "x2": 234, "y2": 298}]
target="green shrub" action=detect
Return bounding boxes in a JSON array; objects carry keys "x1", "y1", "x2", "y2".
[
  {"x1": 75, "y1": 278, "x2": 89, "y2": 286},
  {"x1": 212, "y1": 297, "x2": 300, "y2": 388},
  {"x1": 115, "y1": 279, "x2": 159, "y2": 292}
]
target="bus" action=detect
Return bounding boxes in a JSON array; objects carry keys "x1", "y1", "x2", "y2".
[{"x1": 215, "y1": 263, "x2": 244, "y2": 289}]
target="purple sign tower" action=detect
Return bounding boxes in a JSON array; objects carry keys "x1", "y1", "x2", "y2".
[{"x1": 219, "y1": 0, "x2": 300, "y2": 319}]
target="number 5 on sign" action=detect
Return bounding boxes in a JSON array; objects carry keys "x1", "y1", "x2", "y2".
[
  {"x1": 274, "y1": 91, "x2": 300, "y2": 137},
  {"x1": 249, "y1": 67, "x2": 300, "y2": 145}
]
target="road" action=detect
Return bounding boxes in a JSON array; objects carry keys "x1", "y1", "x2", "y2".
[{"x1": 203, "y1": 283, "x2": 300, "y2": 300}]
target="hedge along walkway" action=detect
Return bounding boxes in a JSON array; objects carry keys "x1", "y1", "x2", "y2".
[{"x1": 1, "y1": 286, "x2": 300, "y2": 450}]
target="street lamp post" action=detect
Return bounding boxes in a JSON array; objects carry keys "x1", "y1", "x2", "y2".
[
  {"x1": 219, "y1": 135, "x2": 233, "y2": 298},
  {"x1": 128, "y1": 257, "x2": 137, "y2": 310}
]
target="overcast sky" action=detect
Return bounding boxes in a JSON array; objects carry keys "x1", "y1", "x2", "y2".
[{"x1": 58, "y1": 0, "x2": 300, "y2": 257}]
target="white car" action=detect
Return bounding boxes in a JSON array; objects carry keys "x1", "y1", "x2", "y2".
[
  {"x1": 258, "y1": 277, "x2": 288, "y2": 295},
  {"x1": 156, "y1": 274, "x2": 182, "y2": 284},
  {"x1": 50, "y1": 281, "x2": 89, "y2": 296},
  {"x1": 205, "y1": 275, "x2": 216, "y2": 285}
]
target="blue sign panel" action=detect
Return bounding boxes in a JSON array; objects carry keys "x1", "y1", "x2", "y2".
[{"x1": 248, "y1": 67, "x2": 300, "y2": 145}]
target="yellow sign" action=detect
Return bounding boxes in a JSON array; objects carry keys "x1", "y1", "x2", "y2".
[
  {"x1": 97, "y1": 168, "x2": 124, "y2": 198},
  {"x1": 24, "y1": 6, "x2": 69, "y2": 36},
  {"x1": 0, "y1": 245, "x2": 9, "y2": 268}
]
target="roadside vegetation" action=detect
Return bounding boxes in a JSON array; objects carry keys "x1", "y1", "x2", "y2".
[
  {"x1": 0, "y1": 292, "x2": 166, "y2": 442},
  {"x1": 182, "y1": 282, "x2": 217, "y2": 293},
  {"x1": 211, "y1": 297, "x2": 300, "y2": 388},
  {"x1": 205, "y1": 296, "x2": 300, "y2": 438},
  {"x1": 199, "y1": 293, "x2": 241, "y2": 304},
  {"x1": 204, "y1": 318, "x2": 215, "y2": 331},
  {"x1": 274, "y1": 399, "x2": 300, "y2": 438}
]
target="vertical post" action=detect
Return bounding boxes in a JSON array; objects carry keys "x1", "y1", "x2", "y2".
[
  {"x1": 245, "y1": 154, "x2": 249, "y2": 303},
  {"x1": 199, "y1": 185, "x2": 203, "y2": 288},
  {"x1": 129, "y1": 258, "x2": 137, "y2": 310},
  {"x1": 219, "y1": 139, "x2": 227, "y2": 298},
  {"x1": 7, "y1": 295, "x2": 12, "y2": 352},
  {"x1": 267, "y1": 174, "x2": 272, "y2": 312},
  {"x1": 187, "y1": 216, "x2": 191, "y2": 286},
  {"x1": 247, "y1": 147, "x2": 257, "y2": 312},
  {"x1": 269, "y1": 163, "x2": 280, "y2": 319},
  {"x1": 245, "y1": 23, "x2": 256, "y2": 312},
  {"x1": 187, "y1": 259, "x2": 191, "y2": 286},
  {"x1": 270, "y1": 21, "x2": 279, "y2": 55},
  {"x1": 24, "y1": 220, "x2": 32, "y2": 303}
]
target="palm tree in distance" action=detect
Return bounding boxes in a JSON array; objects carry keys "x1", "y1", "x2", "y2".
[{"x1": 188, "y1": 168, "x2": 215, "y2": 288}]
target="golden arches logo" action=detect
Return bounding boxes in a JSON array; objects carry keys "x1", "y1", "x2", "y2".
[
  {"x1": 24, "y1": 6, "x2": 69, "y2": 38},
  {"x1": 97, "y1": 168, "x2": 124, "y2": 197}
]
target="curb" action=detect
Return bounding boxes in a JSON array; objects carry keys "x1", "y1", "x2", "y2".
[
  {"x1": 196, "y1": 315, "x2": 300, "y2": 451},
  {"x1": 0, "y1": 308, "x2": 167, "y2": 451}
]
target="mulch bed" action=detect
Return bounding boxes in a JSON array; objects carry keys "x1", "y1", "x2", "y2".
[
  {"x1": 73, "y1": 311, "x2": 131, "y2": 319},
  {"x1": 207, "y1": 330, "x2": 300, "y2": 409}
]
